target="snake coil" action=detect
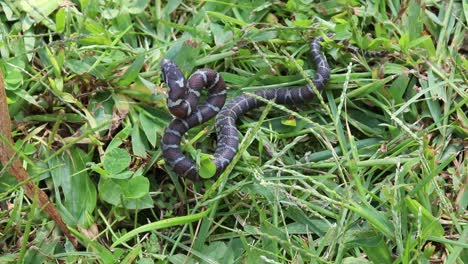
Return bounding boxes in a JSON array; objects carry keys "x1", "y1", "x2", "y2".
[{"x1": 161, "y1": 35, "x2": 331, "y2": 180}]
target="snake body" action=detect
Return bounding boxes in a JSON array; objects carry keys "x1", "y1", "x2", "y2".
[{"x1": 161, "y1": 36, "x2": 330, "y2": 180}]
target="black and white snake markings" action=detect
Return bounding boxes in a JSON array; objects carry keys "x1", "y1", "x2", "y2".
[{"x1": 161, "y1": 35, "x2": 332, "y2": 180}]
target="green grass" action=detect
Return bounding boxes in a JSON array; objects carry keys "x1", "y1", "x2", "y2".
[{"x1": 0, "y1": 0, "x2": 467, "y2": 263}]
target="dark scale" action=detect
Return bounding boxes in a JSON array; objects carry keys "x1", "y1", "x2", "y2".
[{"x1": 161, "y1": 35, "x2": 332, "y2": 180}]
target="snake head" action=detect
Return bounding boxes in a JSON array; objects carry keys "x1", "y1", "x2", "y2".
[{"x1": 160, "y1": 59, "x2": 187, "y2": 98}]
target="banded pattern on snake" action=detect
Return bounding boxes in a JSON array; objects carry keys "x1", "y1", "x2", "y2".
[{"x1": 161, "y1": 35, "x2": 331, "y2": 180}]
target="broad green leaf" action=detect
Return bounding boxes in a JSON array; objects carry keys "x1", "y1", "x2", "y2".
[
  {"x1": 0, "y1": 2, "x2": 15, "y2": 20},
  {"x1": 249, "y1": 30, "x2": 277, "y2": 42},
  {"x1": 347, "y1": 75, "x2": 395, "y2": 99},
  {"x1": 66, "y1": 59, "x2": 92, "y2": 75},
  {"x1": 342, "y1": 257, "x2": 372, "y2": 264},
  {"x1": 0, "y1": 254, "x2": 16, "y2": 263},
  {"x1": 60, "y1": 92, "x2": 79, "y2": 104},
  {"x1": 199, "y1": 154, "x2": 217, "y2": 179},
  {"x1": 55, "y1": 8, "x2": 65, "y2": 33},
  {"x1": 18, "y1": 0, "x2": 60, "y2": 29},
  {"x1": 131, "y1": 125, "x2": 147, "y2": 157},
  {"x1": 167, "y1": 254, "x2": 196, "y2": 264},
  {"x1": 13, "y1": 89, "x2": 41, "y2": 109},
  {"x1": 121, "y1": 245, "x2": 143, "y2": 264},
  {"x1": 84, "y1": 19, "x2": 107, "y2": 35},
  {"x1": 107, "y1": 126, "x2": 132, "y2": 151},
  {"x1": 122, "y1": 193, "x2": 153, "y2": 209},
  {"x1": 139, "y1": 111, "x2": 157, "y2": 147},
  {"x1": 292, "y1": 19, "x2": 312, "y2": 27},
  {"x1": 78, "y1": 35, "x2": 112, "y2": 46},
  {"x1": 23, "y1": 30, "x2": 35, "y2": 61},
  {"x1": 284, "y1": 207, "x2": 331, "y2": 236},
  {"x1": 281, "y1": 117, "x2": 297, "y2": 127},
  {"x1": 164, "y1": 39, "x2": 201, "y2": 74},
  {"x1": 201, "y1": 242, "x2": 232, "y2": 263},
  {"x1": 399, "y1": 33, "x2": 411, "y2": 53},
  {"x1": 102, "y1": 8, "x2": 119, "y2": 19},
  {"x1": 409, "y1": 35, "x2": 435, "y2": 57},
  {"x1": 47, "y1": 148, "x2": 96, "y2": 227},
  {"x1": 207, "y1": 11, "x2": 247, "y2": 26},
  {"x1": 345, "y1": 228, "x2": 392, "y2": 264},
  {"x1": 405, "y1": 197, "x2": 444, "y2": 237},
  {"x1": 108, "y1": 171, "x2": 133, "y2": 180},
  {"x1": 388, "y1": 75, "x2": 409, "y2": 104},
  {"x1": 161, "y1": 0, "x2": 181, "y2": 17},
  {"x1": 335, "y1": 23, "x2": 352, "y2": 40},
  {"x1": 124, "y1": 0, "x2": 149, "y2": 14},
  {"x1": 210, "y1": 23, "x2": 233, "y2": 46},
  {"x1": 405, "y1": 0, "x2": 423, "y2": 39},
  {"x1": 347, "y1": 202, "x2": 394, "y2": 238},
  {"x1": 118, "y1": 55, "x2": 145, "y2": 86},
  {"x1": 98, "y1": 178, "x2": 123, "y2": 206},
  {"x1": 4, "y1": 59, "x2": 25, "y2": 90},
  {"x1": 121, "y1": 176, "x2": 149, "y2": 199},
  {"x1": 103, "y1": 148, "x2": 131, "y2": 174},
  {"x1": 137, "y1": 76, "x2": 157, "y2": 94}
]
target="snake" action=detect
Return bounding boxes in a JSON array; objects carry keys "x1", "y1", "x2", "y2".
[{"x1": 161, "y1": 35, "x2": 331, "y2": 180}]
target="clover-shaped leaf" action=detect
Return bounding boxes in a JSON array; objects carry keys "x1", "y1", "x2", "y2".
[{"x1": 103, "y1": 148, "x2": 131, "y2": 175}]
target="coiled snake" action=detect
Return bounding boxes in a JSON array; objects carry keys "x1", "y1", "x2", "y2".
[{"x1": 161, "y1": 35, "x2": 331, "y2": 180}]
